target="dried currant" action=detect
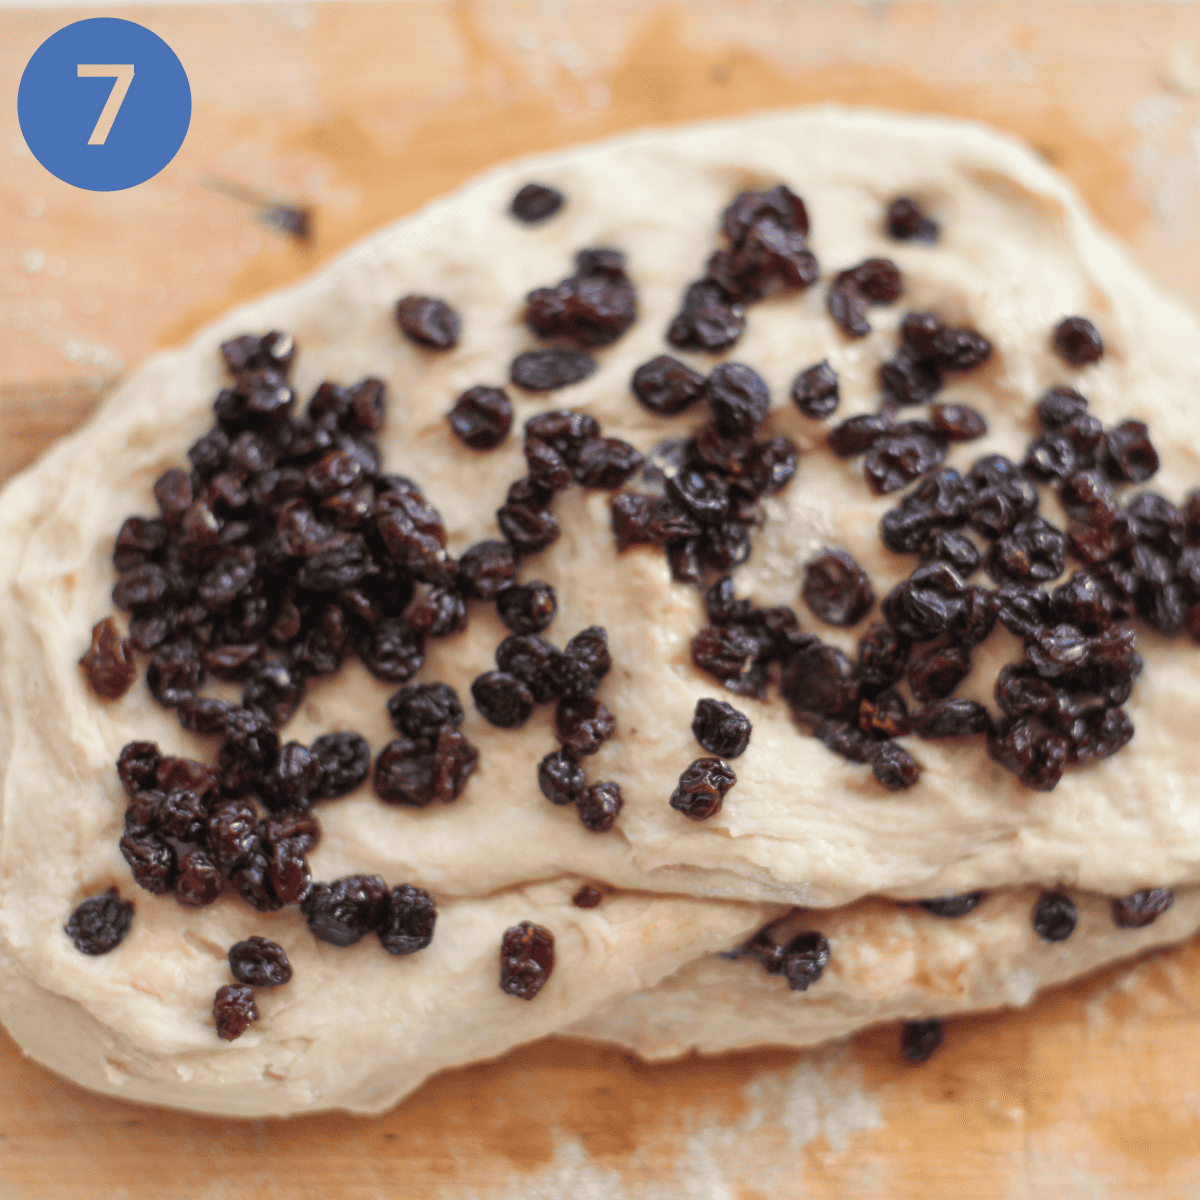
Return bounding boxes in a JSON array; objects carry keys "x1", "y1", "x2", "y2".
[
  {"x1": 802, "y1": 548, "x2": 875, "y2": 626},
  {"x1": 448, "y1": 386, "x2": 512, "y2": 450},
  {"x1": 379, "y1": 884, "x2": 437, "y2": 955},
  {"x1": 538, "y1": 749, "x2": 585, "y2": 806},
  {"x1": 670, "y1": 758, "x2": 736, "y2": 821},
  {"x1": 300, "y1": 875, "x2": 388, "y2": 946},
  {"x1": 214, "y1": 984, "x2": 258, "y2": 1041},
  {"x1": 65, "y1": 889, "x2": 134, "y2": 955},
  {"x1": 577, "y1": 781, "x2": 623, "y2": 832},
  {"x1": 691, "y1": 698, "x2": 752, "y2": 758},
  {"x1": 228, "y1": 936, "x2": 293, "y2": 986},
  {"x1": 499, "y1": 921, "x2": 555, "y2": 1000},
  {"x1": 395, "y1": 295, "x2": 461, "y2": 350}
]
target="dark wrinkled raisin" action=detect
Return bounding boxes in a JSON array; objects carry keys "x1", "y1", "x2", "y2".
[
  {"x1": 747, "y1": 437, "x2": 799, "y2": 496},
  {"x1": 988, "y1": 718, "x2": 1068, "y2": 791},
  {"x1": 387, "y1": 681, "x2": 464, "y2": 741},
  {"x1": 1024, "y1": 432, "x2": 1077, "y2": 482},
  {"x1": 572, "y1": 885, "x2": 603, "y2": 908},
  {"x1": 914, "y1": 699, "x2": 992, "y2": 738},
  {"x1": 879, "y1": 347, "x2": 942, "y2": 407},
  {"x1": 1105, "y1": 420, "x2": 1159, "y2": 484},
  {"x1": 510, "y1": 349, "x2": 596, "y2": 391},
  {"x1": 781, "y1": 641, "x2": 858, "y2": 718},
  {"x1": 156, "y1": 755, "x2": 217, "y2": 796},
  {"x1": 552, "y1": 626, "x2": 611, "y2": 699},
  {"x1": 448, "y1": 386, "x2": 512, "y2": 450},
  {"x1": 524, "y1": 437, "x2": 573, "y2": 491},
  {"x1": 918, "y1": 892, "x2": 984, "y2": 918},
  {"x1": 155, "y1": 788, "x2": 208, "y2": 840},
  {"x1": 457, "y1": 540, "x2": 517, "y2": 600},
  {"x1": 178, "y1": 696, "x2": 237, "y2": 735},
  {"x1": 882, "y1": 562, "x2": 967, "y2": 641},
  {"x1": 525, "y1": 410, "x2": 601, "y2": 463},
  {"x1": 496, "y1": 503, "x2": 560, "y2": 554},
  {"x1": 791, "y1": 360, "x2": 839, "y2": 419},
  {"x1": 886, "y1": 197, "x2": 939, "y2": 242},
  {"x1": 1053, "y1": 316, "x2": 1103, "y2": 366},
  {"x1": 704, "y1": 363, "x2": 770, "y2": 436},
  {"x1": 670, "y1": 758, "x2": 736, "y2": 821},
  {"x1": 920, "y1": 529, "x2": 981, "y2": 577},
  {"x1": 1037, "y1": 386, "x2": 1089, "y2": 429},
  {"x1": 704, "y1": 577, "x2": 750, "y2": 626},
  {"x1": 901, "y1": 1020, "x2": 944, "y2": 1064},
  {"x1": 431, "y1": 727, "x2": 478, "y2": 802},
  {"x1": 119, "y1": 829, "x2": 177, "y2": 894},
  {"x1": 691, "y1": 698, "x2": 752, "y2": 758},
  {"x1": 815, "y1": 718, "x2": 875, "y2": 763},
  {"x1": 827, "y1": 258, "x2": 902, "y2": 338},
  {"x1": 578, "y1": 781, "x2": 623, "y2": 832},
  {"x1": 229, "y1": 936, "x2": 292, "y2": 987},
  {"x1": 802, "y1": 548, "x2": 875, "y2": 626},
  {"x1": 781, "y1": 931, "x2": 830, "y2": 992},
  {"x1": 471, "y1": 671, "x2": 534, "y2": 728},
  {"x1": 692, "y1": 624, "x2": 760, "y2": 688},
  {"x1": 930, "y1": 403, "x2": 986, "y2": 441},
  {"x1": 524, "y1": 248, "x2": 637, "y2": 349},
  {"x1": 220, "y1": 330, "x2": 295, "y2": 375},
  {"x1": 310, "y1": 732, "x2": 370, "y2": 800},
  {"x1": 500, "y1": 921, "x2": 555, "y2": 1000},
  {"x1": 575, "y1": 438, "x2": 644, "y2": 488},
  {"x1": 238, "y1": 663, "x2": 302, "y2": 728},
  {"x1": 379, "y1": 884, "x2": 437, "y2": 955},
  {"x1": 667, "y1": 281, "x2": 746, "y2": 353},
  {"x1": 870, "y1": 740, "x2": 921, "y2": 790},
  {"x1": 175, "y1": 849, "x2": 224, "y2": 907},
  {"x1": 153, "y1": 468, "x2": 193, "y2": 526},
  {"x1": 231, "y1": 854, "x2": 282, "y2": 915},
  {"x1": 986, "y1": 517, "x2": 1066, "y2": 585},
  {"x1": 360, "y1": 617, "x2": 425, "y2": 683},
  {"x1": 667, "y1": 538, "x2": 703, "y2": 585},
  {"x1": 1112, "y1": 888, "x2": 1174, "y2": 929},
  {"x1": 65, "y1": 888, "x2": 134, "y2": 955},
  {"x1": 406, "y1": 585, "x2": 467, "y2": 639},
  {"x1": 994, "y1": 664, "x2": 1056, "y2": 719},
  {"x1": 395, "y1": 295, "x2": 460, "y2": 350},
  {"x1": 145, "y1": 642, "x2": 205, "y2": 707},
  {"x1": 699, "y1": 521, "x2": 752, "y2": 572},
  {"x1": 865, "y1": 430, "x2": 947, "y2": 495},
  {"x1": 496, "y1": 581, "x2": 558, "y2": 635},
  {"x1": 258, "y1": 742, "x2": 320, "y2": 813},
  {"x1": 665, "y1": 469, "x2": 728, "y2": 525},
  {"x1": 1068, "y1": 706, "x2": 1134, "y2": 765},
  {"x1": 496, "y1": 633, "x2": 562, "y2": 703},
  {"x1": 555, "y1": 696, "x2": 616, "y2": 757},
  {"x1": 858, "y1": 689, "x2": 910, "y2": 740},
  {"x1": 855, "y1": 623, "x2": 910, "y2": 696},
  {"x1": 538, "y1": 749, "x2": 585, "y2": 806},
  {"x1": 301, "y1": 874, "x2": 388, "y2": 946},
  {"x1": 1033, "y1": 890, "x2": 1077, "y2": 941},
  {"x1": 79, "y1": 617, "x2": 135, "y2": 699},
  {"x1": 996, "y1": 584, "x2": 1052, "y2": 639},
  {"x1": 1050, "y1": 572, "x2": 1114, "y2": 634},
  {"x1": 631, "y1": 355, "x2": 706, "y2": 416},
  {"x1": 373, "y1": 737, "x2": 435, "y2": 806},
  {"x1": 214, "y1": 984, "x2": 258, "y2": 1041},
  {"x1": 511, "y1": 182, "x2": 564, "y2": 222}
]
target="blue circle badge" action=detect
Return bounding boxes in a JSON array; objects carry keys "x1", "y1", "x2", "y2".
[{"x1": 18, "y1": 18, "x2": 191, "y2": 192}]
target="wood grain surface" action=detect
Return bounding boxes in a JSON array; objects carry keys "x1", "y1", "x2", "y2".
[{"x1": 3, "y1": 3, "x2": 1200, "y2": 1196}]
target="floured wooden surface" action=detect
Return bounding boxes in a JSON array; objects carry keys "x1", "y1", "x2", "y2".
[{"x1": 2, "y1": 2, "x2": 1200, "y2": 1195}]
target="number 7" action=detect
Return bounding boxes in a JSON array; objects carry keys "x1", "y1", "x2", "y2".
[{"x1": 77, "y1": 64, "x2": 135, "y2": 145}]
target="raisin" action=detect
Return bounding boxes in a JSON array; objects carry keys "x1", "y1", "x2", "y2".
[
  {"x1": 704, "y1": 363, "x2": 770, "y2": 436},
  {"x1": 525, "y1": 410, "x2": 601, "y2": 463},
  {"x1": 1052, "y1": 316, "x2": 1103, "y2": 366},
  {"x1": 1112, "y1": 888, "x2": 1174, "y2": 929},
  {"x1": 669, "y1": 758, "x2": 736, "y2": 821},
  {"x1": 901, "y1": 1020, "x2": 944, "y2": 1064},
  {"x1": 378, "y1": 884, "x2": 437, "y2": 955},
  {"x1": 692, "y1": 624, "x2": 760, "y2": 688},
  {"x1": 572, "y1": 885, "x2": 603, "y2": 908},
  {"x1": 1067, "y1": 706, "x2": 1134, "y2": 764},
  {"x1": 704, "y1": 577, "x2": 750, "y2": 626},
  {"x1": 575, "y1": 438, "x2": 644, "y2": 488},
  {"x1": 214, "y1": 984, "x2": 258, "y2": 1041},
  {"x1": 156, "y1": 756, "x2": 218, "y2": 795},
  {"x1": 955, "y1": 586, "x2": 1000, "y2": 648},
  {"x1": 119, "y1": 829, "x2": 178, "y2": 894},
  {"x1": 914, "y1": 698, "x2": 992, "y2": 738},
  {"x1": 858, "y1": 689, "x2": 910, "y2": 739},
  {"x1": 510, "y1": 183, "x2": 564, "y2": 222},
  {"x1": 555, "y1": 696, "x2": 616, "y2": 757},
  {"x1": 790, "y1": 360, "x2": 839, "y2": 419},
  {"x1": 228, "y1": 936, "x2": 292, "y2": 987},
  {"x1": 524, "y1": 438, "x2": 573, "y2": 490},
  {"x1": 699, "y1": 521, "x2": 753, "y2": 572},
  {"x1": 387, "y1": 681, "x2": 464, "y2": 742},
  {"x1": 691, "y1": 698, "x2": 752, "y2": 758},
  {"x1": 360, "y1": 617, "x2": 426, "y2": 683},
  {"x1": 929, "y1": 403, "x2": 986, "y2": 441},
  {"x1": 1024, "y1": 432, "x2": 1077, "y2": 482},
  {"x1": 631, "y1": 355, "x2": 706, "y2": 416},
  {"x1": 882, "y1": 562, "x2": 967, "y2": 641},
  {"x1": 747, "y1": 437, "x2": 799, "y2": 496},
  {"x1": 986, "y1": 517, "x2": 1066, "y2": 585},
  {"x1": 524, "y1": 248, "x2": 637, "y2": 349},
  {"x1": 496, "y1": 503, "x2": 561, "y2": 554},
  {"x1": 988, "y1": 717, "x2": 1068, "y2": 791},
  {"x1": 995, "y1": 585, "x2": 1052, "y2": 639},
  {"x1": 395, "y1": 295, "x2": 460, "y2": 350},
  {"x1": 188, "y1": 429, "x2": 231, "y2": 478},
  {"x1": 1036, "y1": 386, "x2": 1088, "y2": 429},
  {"x1": 471, "y1": 671, "x2": 535, "y2": 728},
  {"x1": 455, "y1": 540, "x2": 516, "y2": 601},
  {"x1": 153, "y1": 468, "x2": 193, "y2": 526},
  {"x1": 827, "y1": 258, "x2": 902, "y2": 338},
  {"x1": 301, "y1": 874, "x2": 388, "y2": 946},
  {"x1": 509, "y1": 349, "x2": 596, "y2": 391},
  {"x1": 177, "y1": 696, "x2": 236, "y2": 736},
  {"x1": 79, "y1": 617, "x2": 136, "y2": 700},
  {"x1": 1105, "y1": 420, "x2": 1159, "y2": 484},
  {"x1": 145, "y1": 642, "x2": 205, "y2": 707},
  {"x1": 879, "y1": 347, "x2": 942, "y2": 407},
  {"x1": 496, "y1": 581, "x2": 557, "y2": 635},
  {"x1": 493, "y1": 634, "x2": 558, "y2": 703},
  {"x1": 578, "y1": 781, "x2": 623, "y2": 832},
  {"x1": 864, "y1": 430, "x2": 947, "y2": 495},
  {"x1": 870, "y1": 741, "x2": 921, "y2": 790},
  {"x1": 1032, "y1": 890, "x2": 1078, "y2": 941},
  {"x1": 310, "y1": 732, "x2": 371, "y2": 800},
  {"x1": 920, "y1": 529, "x2": 981, "y2": 577},
  {"x1": 553, "y1": 626, "x2": 611, "y2": 699},
  {"x1": 855, "y1": 623, "x2": 910, "y2": 696},
  {"x1": 428, "y1": 727, "x2": 476, "y2": 802},
  {"x1": 404, "y1": 585, "x2": 465, "y2": 639},
  {"x1": 175, "y1": 849, "x2": 224, "y2": 907},
  {"x1": 155, "y1": 788, "x2": 209, "y2": 840},
  {"x1": 781, "y1": 640, "x2": 858, "y2": 718},
  {"x1": 500, "y1": 921, "x2": 555, "y2": 1000},
  {"x1": 446, "y1": 385, "x2": 512, "y2": 450},
  {"x1": 538, "y1": 749, "x2": 586, "y2": 806},
  {"x1": 801, "y1": 548, "x2": 875, "y2": 626},
  {"x1": 918, "y1": 892, "x2": 984, "y2": 918},
  {"x1": 781, "y1": 932, "x2": 830, "y2": 992},
  {"x1": 814, "y1": 718, "x2": 874, "y2": 763},
  {"x1": 886, "y1": 197, "x2": 939, "y2": 242},
  {"x1": 220, "y1": 330, "x2": 296, "y2": 375},
  {"x1": 373, "y1": 738, "x2": 436, "y2": 806},
  {"x1": 65, "y1": 888, "x2": 134, "y2": 955}
]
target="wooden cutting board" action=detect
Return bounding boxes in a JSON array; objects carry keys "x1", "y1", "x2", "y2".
[{"x1": 3, "y1": 3, "x2": 1200, "y2": 1196}]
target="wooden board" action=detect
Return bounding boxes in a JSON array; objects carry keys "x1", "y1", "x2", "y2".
[{"x1": 3, "y1": 3, "x2": 1200, "y2": 1195}]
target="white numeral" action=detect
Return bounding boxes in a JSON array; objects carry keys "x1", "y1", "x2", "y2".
[{"x1": 77, "y1": 64, "x2": 135, "y2": 145}]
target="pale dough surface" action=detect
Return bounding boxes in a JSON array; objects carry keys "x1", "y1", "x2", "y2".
[{"x1": 2, "y1": 107, "x2": 1200, "y2": 1116}]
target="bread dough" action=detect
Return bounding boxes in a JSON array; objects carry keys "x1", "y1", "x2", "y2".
[
  {"x1": 567, "y1": 886, "x2": 1200, "y2": 1059},
  {"x1": 2, "y1": 106, "x2": 1200, "y2": 1116}
]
